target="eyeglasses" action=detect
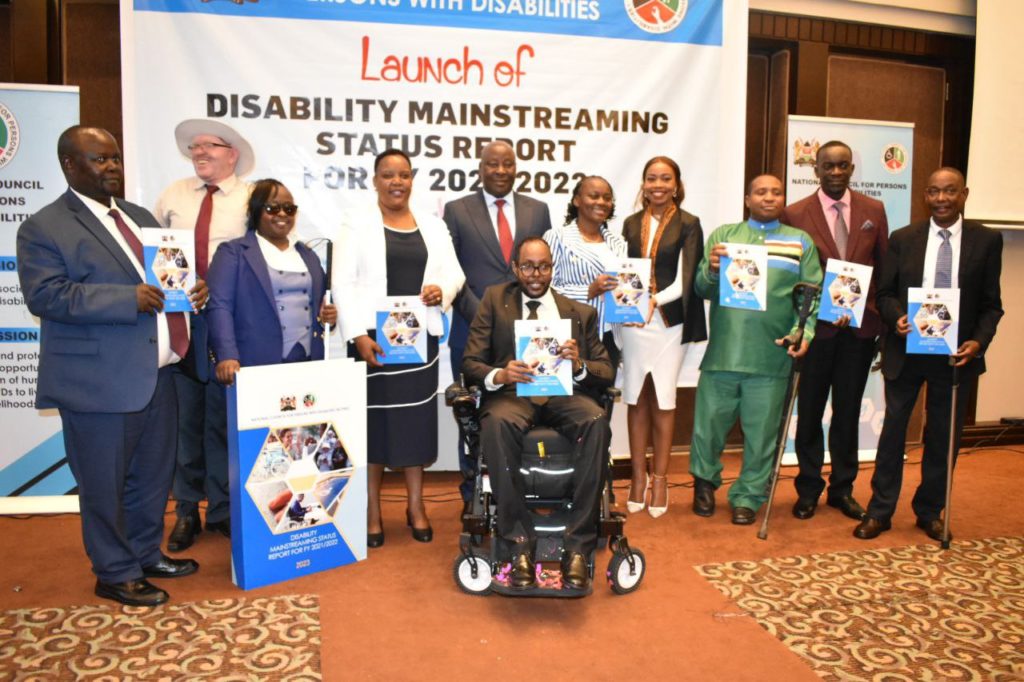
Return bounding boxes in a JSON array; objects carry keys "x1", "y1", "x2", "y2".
[
  {"x1": 925, "y1": 187, "x2": 962, "y2": 199},
  {"x1": 263, "y1": 203, "x2": 299, "y2": 216},
  {"x1": 517, "y1": 262, "x2": 553, "y2": 276},
  {"x1": 187, "y1": 142, "x2": 232, "y2": 152}
]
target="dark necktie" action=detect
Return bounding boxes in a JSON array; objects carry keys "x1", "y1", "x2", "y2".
[
  {"x1": 109, "y1": 208, "x2": 190, "y2": 359},
  {"x1": 833, "y1": 202, "x2": 849, "y2": 260},
  {"x1": 495, "y1": 198, "x2": 513, "y2": 265},
  {"x1": 934, "y1": 228, "x2": 952, "y2": 288},
  {"x1": 524, "y1": 300, "x2": 545, "y2": 404},
  {"x1": 194, "y1": 184, "x2": 219, "y2": 279}
]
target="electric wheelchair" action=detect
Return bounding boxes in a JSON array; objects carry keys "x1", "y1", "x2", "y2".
[{"x1": 445, "y1": 380, "x2": 646, "y2": 597}]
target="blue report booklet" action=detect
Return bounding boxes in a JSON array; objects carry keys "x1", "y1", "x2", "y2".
[
  {"x1": 375, "y1": 296, "x2": 428, "y2": 364},
  {"x1": 820, "y1": 259, "x2": 873, "y2": 328},
  {"x1": 603, "y1": 257, "x2": 651, "y2": 324},
  {"x1": 514, "y1": 319, "x2": 571, "y2": 397},
  {"x1": 907, "y1": 287, "x2": 960, "y2": 355},
  {"x1": 719, "y1": 242, "x2": 768, "y2": 311},
  {"x1": 141, "y1": 228, "x2": 195, "y2": 313}
]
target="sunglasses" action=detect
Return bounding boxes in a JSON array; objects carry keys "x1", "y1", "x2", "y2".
[{"x1": 263, "y1": 203, "x2": 299, "y2": 216}]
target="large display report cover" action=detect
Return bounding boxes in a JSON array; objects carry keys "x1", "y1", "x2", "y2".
[{"x1": 227, "y1": 359, "x2": 367, "y2": 590}]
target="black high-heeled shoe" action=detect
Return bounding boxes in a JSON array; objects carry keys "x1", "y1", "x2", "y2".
[
  {"x1": 406, "y1": 509, "x2": 433, "y2": 543},
  {"x1": 367, "y1": 530, "x2": 384, "y2": 548}
]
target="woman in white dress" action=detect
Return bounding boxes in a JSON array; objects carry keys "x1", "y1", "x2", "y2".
[{"x1": 619, "y1": 157, "x2": 707, "y2": 517}]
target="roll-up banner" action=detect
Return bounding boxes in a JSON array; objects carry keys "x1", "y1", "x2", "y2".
[
  {"x1": 783, "y1": 115, "x2": 915, "y2": 462},
  {"x1": 0, "y1": 84, "x2": 80, "y2": 515}
]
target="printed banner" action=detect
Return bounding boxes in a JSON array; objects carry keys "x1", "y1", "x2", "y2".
[
  {"x1": 603, "y1": 257, "x2": 650, "y2": 324},
  {"x1": 142, "y1": 227, "x2": 196, "y2": 313},
  {"x1": 820, "y1": 259, "x2": 872, "y2": 328},
  {"x1": 376, "y1": 296, "x2": 428, "y2": 364},
  {"x1": 0, "y1": 84, "x2": 80, "y2": 514},
  {"x1": 515, "y1": 318, "x2": 571, "y2": 397},
  {"x1": 227, "y1": 358, "x2": 366, "y2": 591},
  {"x1": 907, "y1": 287, "x2": 959, "y2": 356}
]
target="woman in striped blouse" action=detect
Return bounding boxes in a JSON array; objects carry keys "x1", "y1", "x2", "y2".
[{"x1": 543, "y1": 176, "x2": 628, "y2": 366}]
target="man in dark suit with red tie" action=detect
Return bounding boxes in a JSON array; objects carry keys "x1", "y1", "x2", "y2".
[
  {"x1": 854, "y1": 167, "x2": 1003, "y2": 541},
  {"x1": 17, "y1": 126, "x2": 205, "y2": 606},
  {"x1": 444, "y1": 141, "x2": 552, "y2": 506},
  {"x1": 462, "y1": 237, "x2": 613, "y2": 590},
  {"x1": 782, "y1": 140, "x2": 889, "y2": 522}
]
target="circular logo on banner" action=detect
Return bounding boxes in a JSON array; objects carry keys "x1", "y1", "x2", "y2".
[
  {"x1": 625, "y1": 0, "x2": 688, "y2": 34},
  {"x1": 0, "y1": 102, "x2": 21, "y2": 170},
  {"x1": 881, "y1": 143, "x2": 908, "y2": 174}
]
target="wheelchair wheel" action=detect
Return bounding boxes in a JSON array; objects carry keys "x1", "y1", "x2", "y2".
[
  {"x1": 453, "y1": 555, "x2": 493, "y2": 596},
  {"x1": 606, "y1": 548, "x2": 646, "y2": 595}
]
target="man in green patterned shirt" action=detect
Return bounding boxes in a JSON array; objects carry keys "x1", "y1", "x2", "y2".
[{"x1": 689, "y1": 175, "x2": 823, "y2": 525}]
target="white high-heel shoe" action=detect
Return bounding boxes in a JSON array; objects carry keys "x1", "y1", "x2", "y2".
[
  {"x1": 626, "y1": 474, "x2": 649, "y2": 514},
  {"x1": 648, "y1": 474, "x2": 669, "y2": 518}
]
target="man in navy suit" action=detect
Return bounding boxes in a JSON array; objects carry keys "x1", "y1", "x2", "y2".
[
  {"x1": 443, "y1": 141, "x2": 552, "y2": 505},
  {"x1": 853, "y1": 167, "x2": 1003, "y2": 541},
  {"x1": 17, "y1": 126, "x2": 205, "y2": 606}
]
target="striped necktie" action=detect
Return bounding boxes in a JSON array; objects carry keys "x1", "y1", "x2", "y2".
[{"x1": 934, "y1": 229, "x2": 952, "y2": 288}]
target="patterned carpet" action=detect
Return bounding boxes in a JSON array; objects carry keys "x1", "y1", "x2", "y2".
[
  {"x1": 0, "y1": 594, "x2": 321, "y2": 680},
  {"x1": 696, "y1": 536, "x2": 1024, "y2": 681}
]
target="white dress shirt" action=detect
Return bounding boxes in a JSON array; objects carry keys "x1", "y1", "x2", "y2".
[
  {"x1": 921, "y1": 215, "x2": 963, "y2": 289},
  {"x1": 816, "y1": 188, "x2": 852, "y2": 244},
  {"x1": 71, "y1": 188, "x2": 182, "y2": 368},
  {"x1": 482, "y1": 189, "x2": 518, "y2": 242},
  {"x1": 153, "y1": 174, "x2": 250, "y2": 266},
  {"x1": 256, "y1": 232, "x2": 306, "y2": 272}
]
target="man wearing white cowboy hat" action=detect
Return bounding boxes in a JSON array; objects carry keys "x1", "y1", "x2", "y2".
[{"x1": 154, "y1": 118, "x2": 255, "y2": 552}]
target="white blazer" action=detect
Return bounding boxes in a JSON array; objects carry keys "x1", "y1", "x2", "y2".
[{"x1": 335, "y1": 205, "x2": 465, "y2": 343}]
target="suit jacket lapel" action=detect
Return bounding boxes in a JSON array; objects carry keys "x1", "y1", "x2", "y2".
[
  {"x1": 909, "y1": 221, "x2": 930, "y2": 287},
  {"x1": 64, "y1": 190, "x2": 142, "y2": 282},
  {"x1": 241, "y1": 231, "x2": 277, "y2": 311},
  {"x1": 845, "y1": 193, "x2": 866, "y2": 259},
  {"x1": 958, "y1": 220, "x2": 977, "y2": 284},
  {"x1": 807, "y1": 198, "x2": 838, "y2": 260},
  {"x1": 469, "y1": 192, "x2": 506, "y2": 266}
]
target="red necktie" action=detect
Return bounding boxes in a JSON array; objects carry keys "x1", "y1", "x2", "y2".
[
  {"x1": 495, "y1": 198, "x2": 513, "y2": 264},
  {"x1": 194, "y1": 184, "x2": 218, "y2": 279},
  {"x1": 109, "y1": 208, "x2": 190, "y2": 359}
]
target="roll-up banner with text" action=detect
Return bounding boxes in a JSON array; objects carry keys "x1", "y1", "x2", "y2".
[
  {"x1": 784, "y1": 115, "x2": 914, "y2": 462},
  {"x1": 0, "y1": 84, "x2": 80, "y2": 515},
  {"x1": 120, "y1": 0, "x2": 748, "y2": 385}
]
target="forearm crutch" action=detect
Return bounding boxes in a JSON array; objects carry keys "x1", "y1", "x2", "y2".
[
  {"x1": 941, "y1": 357, "x2": 960, "y2": 550},
  {"x1": 758, "y1": 282, "x2": 821, "y2": 541}
]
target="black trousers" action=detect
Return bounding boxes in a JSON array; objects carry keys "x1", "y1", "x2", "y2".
[
  {"x1": 479, "y1": 392, "x2": 610, "y2": 556},
  {"x1": 794, "y1": 330, "x2": 876, "y2": 501},
  {"x1": 866, "y1": 356, "x2": 973, "y2": 522}
]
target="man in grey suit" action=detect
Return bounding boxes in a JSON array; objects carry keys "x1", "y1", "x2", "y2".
[
  {"x1": 17, "y1": 126, "x2": 206, "y2": 606},
  {"x1": 443, "y1": 141, "x2": 552, "y2": 504}
]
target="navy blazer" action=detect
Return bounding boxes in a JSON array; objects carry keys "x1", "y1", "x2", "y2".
[
  {"x1": 17, "y1": 190, "x2": 164, "y2": 413},
  {"x1": 877, "y1": 219, "x2": 1003, "y2": 380},
  {"x1": 206, "y1": 230, "x2": 327, "y2": 372}
]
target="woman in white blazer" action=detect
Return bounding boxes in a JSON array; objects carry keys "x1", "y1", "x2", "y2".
[{"x1": 335, "y1": 149, "x2": 464, "y2": 548}]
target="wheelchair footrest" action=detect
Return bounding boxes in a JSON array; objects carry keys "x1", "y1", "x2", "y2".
[{"x1": 491, "y1": 562, "x2": 593, "y2": 598}]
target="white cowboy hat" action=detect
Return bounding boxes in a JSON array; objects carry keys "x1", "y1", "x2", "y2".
[{"x1": 174, "y1": 118, "x2": 255, "y2": 177}]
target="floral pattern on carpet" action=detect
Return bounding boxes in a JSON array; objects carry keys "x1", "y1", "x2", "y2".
[
  {"x1": 696, "y1": 536, "x2": 1024, "y2": 681},
  {"x1": 0, "y1": 594, "x2": 321, "y2": 681}
]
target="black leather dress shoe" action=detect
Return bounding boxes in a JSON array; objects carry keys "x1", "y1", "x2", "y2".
[
  {"x1": 693, "y1": 478, "x2": 716, "y2": 517},
  {"x1": 792, "y1": 498, "x2": 817, "y2": 520},
  {"x1": 95, "y1": 578, "x2": 168, "y2": 607},
  {"x1": 561, "y1": 552, "x2": 589, "y2": 589},
  {"x1": 731, "y1": 506, "x2": 756, "y2": 525},
  {"x1": 853, "y1": 516, "x2": 891, "y2": 539},
  {"x1": 916, "y1": 517, "x2": 951, "y2": 542},
  {"x1": 406, "y1": 510, "x2": 433, "y2": 543},
  {"x1": 167, "y1": 512, "x2": 201, "y2": 553},
  {"x1": 827, "y1": 494, "x2": 867, "y2": 520},
  {"x1": 367, "y1": 531, "x2": 384, "y2": 548},
  {"x1": 205, "y1": 518, "x2": 231, "y2": 538},
  {"x1": 143, "y1": 554, "x2": 199, "y2": 579},
  {"x1": 510, "y1": 553, "x2": 536, "y2": 589}
]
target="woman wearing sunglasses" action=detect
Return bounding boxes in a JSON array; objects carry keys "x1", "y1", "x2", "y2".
[{"x1": 206, "y1": 178, "x2": 337, "y2": 387}]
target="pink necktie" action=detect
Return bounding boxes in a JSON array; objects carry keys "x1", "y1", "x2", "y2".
[
  {"x1": 109, "y1": 208, "x2": 190, "y2": 359},
  {"x1": 495, "y1": 198, "x2": 513, "y2": 264}
]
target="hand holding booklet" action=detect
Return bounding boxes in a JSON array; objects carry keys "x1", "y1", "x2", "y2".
[
  {"x1": 719, "y1": 242, "x2": 768, "y2": 311},
  {"x1": 514, "y1": 319, "x2": 572, "y2": 397},
  {"x1": 375, "y1": 296, "x2": 427, "y2": 364},
  {"x1": 820, "y1": 259, "x2": 873, "y2": 327},
  {"x1": 603, "y1": 257, "x2": 650, "y2": 324},
  {"x1": 906, "y1": 287, "x2": 960, "y2": 355},
  {"x1": 142, "y1": 228, "x2": 196, "y2": 313}
]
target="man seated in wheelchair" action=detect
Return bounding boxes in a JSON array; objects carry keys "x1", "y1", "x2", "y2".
[{"x1": 461, "y1": 237, "x2": 614, "y2": 590}]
